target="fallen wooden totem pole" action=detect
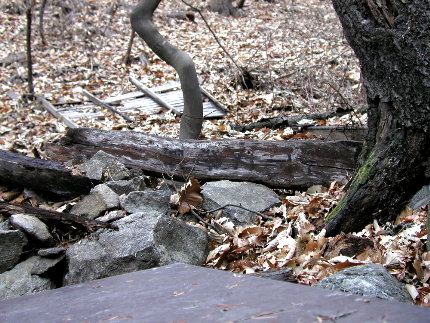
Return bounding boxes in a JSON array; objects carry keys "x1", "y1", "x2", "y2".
[{"x1": 44, "y1": 128, "x2": 362, "y2": 189}]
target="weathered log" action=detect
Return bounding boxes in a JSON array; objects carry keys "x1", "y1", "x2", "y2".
[
  {"x1": 0, "y1": 202, "x2": 118, "y2": 232},
  {"x1": 0, "y1": 149, "x2": 92, "y2": 198},
  {"x1": 44, "y1": 128, "x2": 362, "y2": 189}
]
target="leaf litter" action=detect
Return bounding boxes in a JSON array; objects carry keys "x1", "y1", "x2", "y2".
[{"x1": 0, "y1": 0, "x2": 428, "y2": 305}]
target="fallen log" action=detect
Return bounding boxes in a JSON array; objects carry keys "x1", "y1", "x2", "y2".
[
  {"x1": 0, "y1": 202, "x2": 118, "y2": 231},
  {"x1": 0, "y1": 149, "x2": 92, "y2": 198},
  {"x1": 44, "y1": 128, "x2": 362, "y2": 189}
]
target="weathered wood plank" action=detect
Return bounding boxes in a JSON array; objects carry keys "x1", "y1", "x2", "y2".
[
  {"x1": 36, "y1": 96, "x2": 78, "y2": 128},
  {"x1": 0, "y1": 149, "x2": 92, "y2": 198},
  {"x1": 44, "y1": 128, "x2": 362, "y2": 188},
  {"x1": 82, "y1": 90, "x2": 134, "y2": 122},
  {"x1": 129, "y1": 76, "x2": 182, "y2": 116},
  {"x1": 0, "y1": 264, "x2": 426, "y2": 323}
]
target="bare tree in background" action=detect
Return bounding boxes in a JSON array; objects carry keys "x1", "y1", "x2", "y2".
[
  {"x1": 25, "y1": 0, "x2": 35, "y2": 99},
  {"x1": 130, "y1": 0, "x2": 203, "y2": 139}
]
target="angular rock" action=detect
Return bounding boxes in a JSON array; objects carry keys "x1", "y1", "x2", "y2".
[
  {"x1": 0, "y1": 256, "x2": 56, "y2": 300},
  {"x1": 0, "y1": 230, "x2": 28, "y2": 274},
  {"x1": 316, "y1": 264, "x2": 412, "y2": 303},
  {"x1": 78, "y1": 150, "x2": 130, "y2": 181},
  {"x1": 0, "y1": 220, "x2": 9, "y2": 230},
  {"x1": 121, "y1": 190, "x2": 171, "y2": 216},
  {"x1": 10, "y1": 214, "x2": 54, "y2": 246},
  {"x1": 30, "y1": 256, "x2": 65, "y2": 275},
  {"x1": 38, "y1": 247, "x2": 66, "y2": 258},
  {"x1": 64, "y1": 213, "x2": 209, "y2": 285},
  {"x1": 106, "y1": 176, "x2": 146, "y2": 196},
  {"x1": 201, "y1": 180, "x2": 281, "y2": 225},
  {"x1": 71, "y1": 184, "x2": 119, "y2": 220},
  {"x1": 408, "y1": 184, "x2": 430, "y2": 210}
]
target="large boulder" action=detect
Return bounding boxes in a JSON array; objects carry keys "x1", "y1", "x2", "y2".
[
  {"x1": 0, "y1": 256, "x2": 58, "y2": 300},
  {"x1": 0, "y1": 230, "x2": 28, "y2": 274},
  {"x1": 316, "y1": 264, "x2": 412, "y2": 303},
  {"x1": 64, "y1": 213, "x2": 209, "y2": 285},
  {"x1": 201, "y1": 180, "x2": 281, "y2": 225}
]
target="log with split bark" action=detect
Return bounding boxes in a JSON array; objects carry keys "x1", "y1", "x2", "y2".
[
  {"x1": 0, "y1": 149, "x2": 92, "y2": 199},
  {"x1": 44, "y1": 128, "x2": 362, "y2": 189}
]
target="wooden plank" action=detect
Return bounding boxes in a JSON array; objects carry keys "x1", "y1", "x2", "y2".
[
  {"x1": 0, "y1": 264, "x2": 426, "y2": 322},
  {"x1": 129, "y1": 76, "x2": 182, "y2": 116},
  {"x1": 82, "y1": 90, "x2": 134, "y2": 122},
  {"x1": 103, "y1": 82, "x2": 182, "y2": 104},
  {"x1": 36, "y1": 96, "x2": 78, "y2": 128},
  {"x1": 200, "y1": 87, "x2": 227, "y2": 113},
  {"x1": 44, "y1": 128, "x2": 362, "y2": 189}
]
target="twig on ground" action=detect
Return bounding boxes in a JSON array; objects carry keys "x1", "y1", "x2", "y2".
[
  {"x1": 190, "y1": 209, "x2": 223, "y2": 234},
  {"x1": 202, "y1": 204, "x2": 274, "y2": 221}
]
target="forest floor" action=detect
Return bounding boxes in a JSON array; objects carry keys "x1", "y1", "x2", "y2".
[{"x1": 0, "y1": 0, "x2": 429, "y2": 305}]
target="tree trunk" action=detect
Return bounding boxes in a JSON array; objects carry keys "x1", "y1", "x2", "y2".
[
  {"x1": 208, "y1": 0, "x2": 238, "y2": 17},
  {"x1": 325, "y1": 1, "x2": 430, "y2": 235},
  {"x1": 25, "y1": 0, "x2": 35, "y2": 98},
  {"x1": 130, "y1": 0, "x2": 203, "y2": 139}
]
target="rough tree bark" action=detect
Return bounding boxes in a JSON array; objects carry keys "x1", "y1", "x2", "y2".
[
  {"x1": 130, "y1": 0, "x2": 203, "y2": 139},
  {"x1": 44, "y1": 128, "x2": 362, "y2": 189},
  {"x1": 325, "y1": 1, "x2": 430, "y2": 235}
]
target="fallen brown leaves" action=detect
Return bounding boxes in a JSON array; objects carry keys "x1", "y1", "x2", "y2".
[{"x1": 198, "y1": 181, "x2": 430, "y2": 305}]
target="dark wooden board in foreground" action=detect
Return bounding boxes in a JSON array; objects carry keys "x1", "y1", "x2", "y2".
[
  {"x1": 0, "y1": 150, "x2": 92, "y2": 198},
  {"x1": 45, "y1": 128, "x2": 362, "y2": 188},
  {"x1": 0, "y1": 264, "x2": 426, "y2": 323}
]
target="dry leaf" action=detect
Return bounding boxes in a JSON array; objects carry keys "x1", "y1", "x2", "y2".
[{"x1": 178, "y1": 177, "x2": 203, "y2": 214}]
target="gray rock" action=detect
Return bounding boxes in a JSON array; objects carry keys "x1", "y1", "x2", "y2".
[
  {"x1": 64, "y1": 213, "x2": 209, "y2": 285},
  {"x1": 408, "y1": 184, "x2": 430, "y2": 210},
  {"x1": 201, "y1": 180, "x2": 281, "y2": 225},
  {"x1": 10, "y1": 214, "x2": 54, "y2": 246},
  {"x1": 78, "y1": 150, "x2": 130, "y2": 181},
  {"x1": 0, "y1": 256, "x2": 56, "y2": 300},
  {"x1": 0, "y1": 230, "x2": 28, "y2": 274},
  {"x1": 30, "y1": 256, "x2": 65, "y2": 275},
  {"x1": 38, "y1": 247, "x2": 66, "y2": 258},
  {"x1": 106, "y1": 176, "x2": 146, "y2": 196},
  {"x1": 71, "y1": 184, "x2": 119, "y2": 220},
  {"x1": 316, "y1": 264, "x2": 412, "y2": 303},
  {"x1": 121, "y1": 190, "x2": 171, "y2": 216},
  {"x1": 0, "y1": 220, "x2": 9, "y2": 230}
]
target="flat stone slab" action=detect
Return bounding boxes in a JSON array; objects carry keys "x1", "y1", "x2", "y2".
[{"x1": 0, "y1": 264, "x2": 428, "y2": 323}]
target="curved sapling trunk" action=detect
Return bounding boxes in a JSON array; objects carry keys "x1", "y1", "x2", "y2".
[{"x1": 130, "y1": 0, "x2": 203, "y2": 139}]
